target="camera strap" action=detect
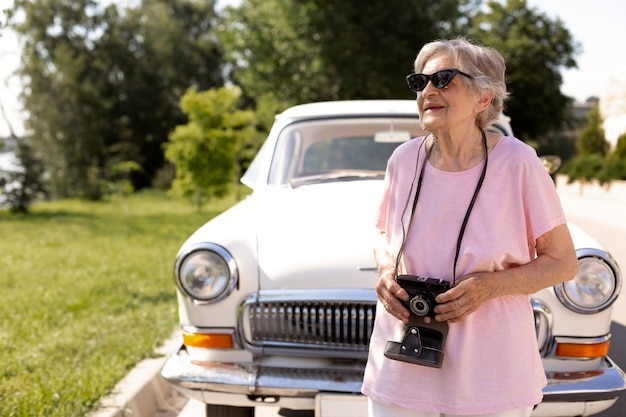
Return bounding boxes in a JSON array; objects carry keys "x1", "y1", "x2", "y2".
[{"x1": 395, "y1": 129, "x2": 488, "y2": 286}]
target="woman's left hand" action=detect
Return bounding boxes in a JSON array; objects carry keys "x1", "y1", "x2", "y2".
[{"x1": 432, "y1": 272, "x2": 495, "y2": 323}]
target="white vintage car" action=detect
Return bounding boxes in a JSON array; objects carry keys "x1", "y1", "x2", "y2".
[{"x1": 161, "y1": 100, "x2": 625, "y2": 417}]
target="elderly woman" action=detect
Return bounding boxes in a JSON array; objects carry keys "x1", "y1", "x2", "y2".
[{"x1": 361, "y1": 38, "x2": 578, "y2": 417}]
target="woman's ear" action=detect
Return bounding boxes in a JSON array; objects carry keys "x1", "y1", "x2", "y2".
[{"x1": 475, "y1": 92, "x2": 492, "y2": 114}]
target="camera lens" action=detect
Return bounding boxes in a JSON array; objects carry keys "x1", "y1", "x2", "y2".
[{"x1": 409, "y1": 293, "x2": 431, "y2": 316}]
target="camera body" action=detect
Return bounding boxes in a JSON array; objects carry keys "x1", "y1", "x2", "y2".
[{"x1": 396, "y1": 275, "x2": 451, "y2": 317}]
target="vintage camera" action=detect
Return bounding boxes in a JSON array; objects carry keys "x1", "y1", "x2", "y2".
[
  {"x1": 384, "y1": 275, "x2": 451, "y2": 368},
  {"x1": 396, "y1": 274, "x2": 451, "y2": 318}
]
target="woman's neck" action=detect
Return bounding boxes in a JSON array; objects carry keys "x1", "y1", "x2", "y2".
[{"x1": 429, "y1": 129, "x2": 485, "y2": 172}]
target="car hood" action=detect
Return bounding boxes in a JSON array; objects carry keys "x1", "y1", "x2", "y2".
[
  {"x1": 567, "y1": 221, "x2": 604, "y2": 251},
  {"x1": 254, "y1": 180, "x2": 382, "y2": 290},
  {"x1": 182, "y1": 180, "x2": 605, "y2": 294}
]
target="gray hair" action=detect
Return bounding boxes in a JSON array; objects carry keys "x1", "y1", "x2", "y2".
[{"x1": 414, "y1": 38, "x2": 509, "y2": 128}]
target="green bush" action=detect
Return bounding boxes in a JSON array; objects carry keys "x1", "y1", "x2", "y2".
[
  {"x1": 562, "y1": 153, "x2": 606, "y2": 183},
  {"x1": 564, "y1": 131, "x2": 626, "y2": 185},
  {"x1": 599, "y1": 158, "x2": 626, "y2": 183},
  {"x1": 599, "y1": 134, "x2": 626, "y2": 182},
  {"x1": 613, "y1": 132, "x2": 626, "y2": 159}
]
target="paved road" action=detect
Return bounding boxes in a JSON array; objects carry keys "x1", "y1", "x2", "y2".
[
  {"x1": 163, "y1": 187, "x2": 626, "y2": 417},
  {"x1": 559, "y1": 189, "x2": 626, "y2": 417}
]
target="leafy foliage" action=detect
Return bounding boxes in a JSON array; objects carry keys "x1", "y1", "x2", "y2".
[
  {"x1": 564, "y1": 151, "x2": 626, "y2": 186},
  {"x1": 563, "y1": 153, "x2": 606, "y2": 184},
  {"x1": 235, "y1": 92, "x2": 287, "y2": 181},
  {"x1": 219, "y1": 0, "x2": 472, "y2": 105},
  {"x1": 563, "y1": 108, "x2": 624, "y2": 185},
  {"x1": 7, "y1": 0, "x2": 590, "y2": 197},
  {"x1": 8, "y1": 0, "x2": 224, "y2": 198},
  {"x1": 578, "y1": 104, "x2": 610, "y2": 156},
  {"x1": 164, "y1": 86, "x2": 255, "y2": 210},
  {"x1": 0, "y1": 138, "x2": 46, "y2": 213},
  {"x1": 599, "y1": 133, "x2": 626, "y2": 182},
  {"x1": 598, "y1": 158, "x2": 626, "y2": 183},
  {"x1": 614, "y1": 132, "x2": 626, "y2": 160},
  {"x1": 471, "y1": 0, "x2": 578, "y2": 141}
]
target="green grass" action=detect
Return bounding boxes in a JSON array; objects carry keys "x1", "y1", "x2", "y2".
[{"x1": 0, "y1": 189, "x2": 240, "y2": 417}]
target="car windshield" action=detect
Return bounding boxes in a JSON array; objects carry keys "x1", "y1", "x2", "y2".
[{"x1": 268, "y1": 117, "x2": 426, "y2": 187}]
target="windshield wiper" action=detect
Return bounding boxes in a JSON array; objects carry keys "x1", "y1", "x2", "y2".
[{"x1": 288, "y1": 171, "x2": 383, "y2": 188}]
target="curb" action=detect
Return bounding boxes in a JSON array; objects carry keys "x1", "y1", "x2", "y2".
[{"x1": 86, "y1": 330, "x2": 187, "y2": 417}]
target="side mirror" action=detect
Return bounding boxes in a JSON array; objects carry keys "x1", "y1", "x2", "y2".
[{"x1": 541, "y1": 155, "x2": 562, "y2": 175}]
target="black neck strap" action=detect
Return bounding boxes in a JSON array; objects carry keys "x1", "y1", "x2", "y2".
[{"x1": 394, "y1": 129, "x2": 489, "y2": 286}]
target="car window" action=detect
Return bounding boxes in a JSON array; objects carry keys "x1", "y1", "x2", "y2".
[
  {"x1": 268, "y1": 117, "x2": 425, "y2": 186},
  {"x1": 302, "y1": 136, "x2": 395, "y2": 173}
]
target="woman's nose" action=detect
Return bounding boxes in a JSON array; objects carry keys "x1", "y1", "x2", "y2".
[{"x1": 420, "y1": 79, "x2": 439, "y2": 97}]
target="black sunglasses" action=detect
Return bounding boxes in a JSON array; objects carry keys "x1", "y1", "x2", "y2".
[{"x1": 406, "y1": 68, "x2": 472, "y2": 92}]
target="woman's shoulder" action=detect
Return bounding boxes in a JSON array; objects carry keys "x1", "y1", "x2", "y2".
[
  {"x1": 490, "y1": 136, "x2": 548, "y2": 180},
  {"x1": 389, "y1": 135, "x2": 428, "y2": 162},
  {"x1": 492, "y1": 136, "x2": 539, "y2": 161}
]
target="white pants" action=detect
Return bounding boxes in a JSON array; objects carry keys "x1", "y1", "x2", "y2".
[{"x1": 368, "y1": 398, "x2": 533, "y2": 417}]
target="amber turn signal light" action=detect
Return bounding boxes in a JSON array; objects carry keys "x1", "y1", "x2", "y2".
[
  {"x1": 183, "y1": 332, "x2": 234, "y2": 349},
  {"x1": 556, "y1": 340, "x2": 610, "y2": 358}
]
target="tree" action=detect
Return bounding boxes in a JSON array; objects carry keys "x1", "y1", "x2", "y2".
[
  {"x1": 613, "y1": 132, "x2": 626, "y2": 159},
  {"x1": 578, "y1": 104, "x2": 609, "y2": 156},
  {"x1": 0, "y1": 101, "x2": 45, "y2": 213},
  {"x1": 221, "y1": 0, "x2": 579, "y2": 143},
  {"x1": 7, "y1": 0, "x2": 224, "y2": 198},
  {"x1": 563, "y1": 104, "x2": 611, "y2": 185},
  {"x1": 234, "y1": 92, "x2": 287, "y2": 182},
  {"x1": 0, "y1": 138, "x2": 46, "y2": 213},
  {"x1": 471, "y1": 0, "x2": 579, "y2": 141},
  {"x1": 599, "y1": 132, "x2": 626, "y2": 182},
  {"x1": 8, "y1": 0, "x2": 108, "y2": 199},
  {"x1": 98, "y1": 0, "x2": 224, "y2": 190},
  {"x1": 563, "y1": 153, "x2": 605, "y2": 186},
  {"x1": 219, "y1": 0, "x2": 472, "y2": 106},
  {"x1": 164, "y1": 86, "x2": 255, "y2": 210}
]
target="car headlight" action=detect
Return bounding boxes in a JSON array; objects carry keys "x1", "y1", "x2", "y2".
[
  {"x1": 555, "y1": 248, "x2": 622, "y2": 314},
  {"x1": 175, "y1": 243, "x2": 238, "y2": 304}
]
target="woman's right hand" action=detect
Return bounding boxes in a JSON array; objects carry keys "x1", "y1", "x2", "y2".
[
  {"x1": 375, "y1": 271, "x2": 411, "y2": 323},
  {"x1": 373, "y1": 232, "x2": 411, "y2": 323}
]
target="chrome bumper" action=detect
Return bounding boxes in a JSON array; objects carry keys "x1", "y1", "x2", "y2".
[
  {"x1": 543, "y1": 358, "x2": 626, "y2": 402},
  {"x1": 161, "y1": 345, "x2": 626, "y2": 405},
  {"x1": 160, "y1": 346, "x2": 364, "y2": 399}
]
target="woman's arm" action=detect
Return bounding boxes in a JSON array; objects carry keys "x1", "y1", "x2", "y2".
[
  {"x1": 374, "y1": 229, "x2": 412, "y2": 323},
  {"x1": 434, "y1": 223, "x2": 579, "y2": 323}
]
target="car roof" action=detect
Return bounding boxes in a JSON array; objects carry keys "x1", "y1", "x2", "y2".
[
  {"x1": 276, "y1": 99, "x2": 512, "y2": 136},
  {"x1": 276, "y1": 100, "x2": 420, "y2": 121},
  {"x1": 243, "y1": 100, "x2": 513, "y2": 189}
]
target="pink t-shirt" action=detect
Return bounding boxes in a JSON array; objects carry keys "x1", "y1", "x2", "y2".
[{"x1": 361, "y1": 136, "x2": 566, "y2": 415}]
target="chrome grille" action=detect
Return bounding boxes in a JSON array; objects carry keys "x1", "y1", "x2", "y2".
[
  {"x1": 240, "y1": 290, "x2": 377, "y2": 356},
  {"x1": 239, "y1": 292, "x2": 551, "y2": 358}
]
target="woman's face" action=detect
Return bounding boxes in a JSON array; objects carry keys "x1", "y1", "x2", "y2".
[{"x1": 417, "y1": 53, "x2": 479, "y2": 134}]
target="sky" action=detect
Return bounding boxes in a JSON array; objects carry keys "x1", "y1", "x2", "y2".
[{"x1": 2, "y1": 0, "x2": 626, "y2": 138}]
